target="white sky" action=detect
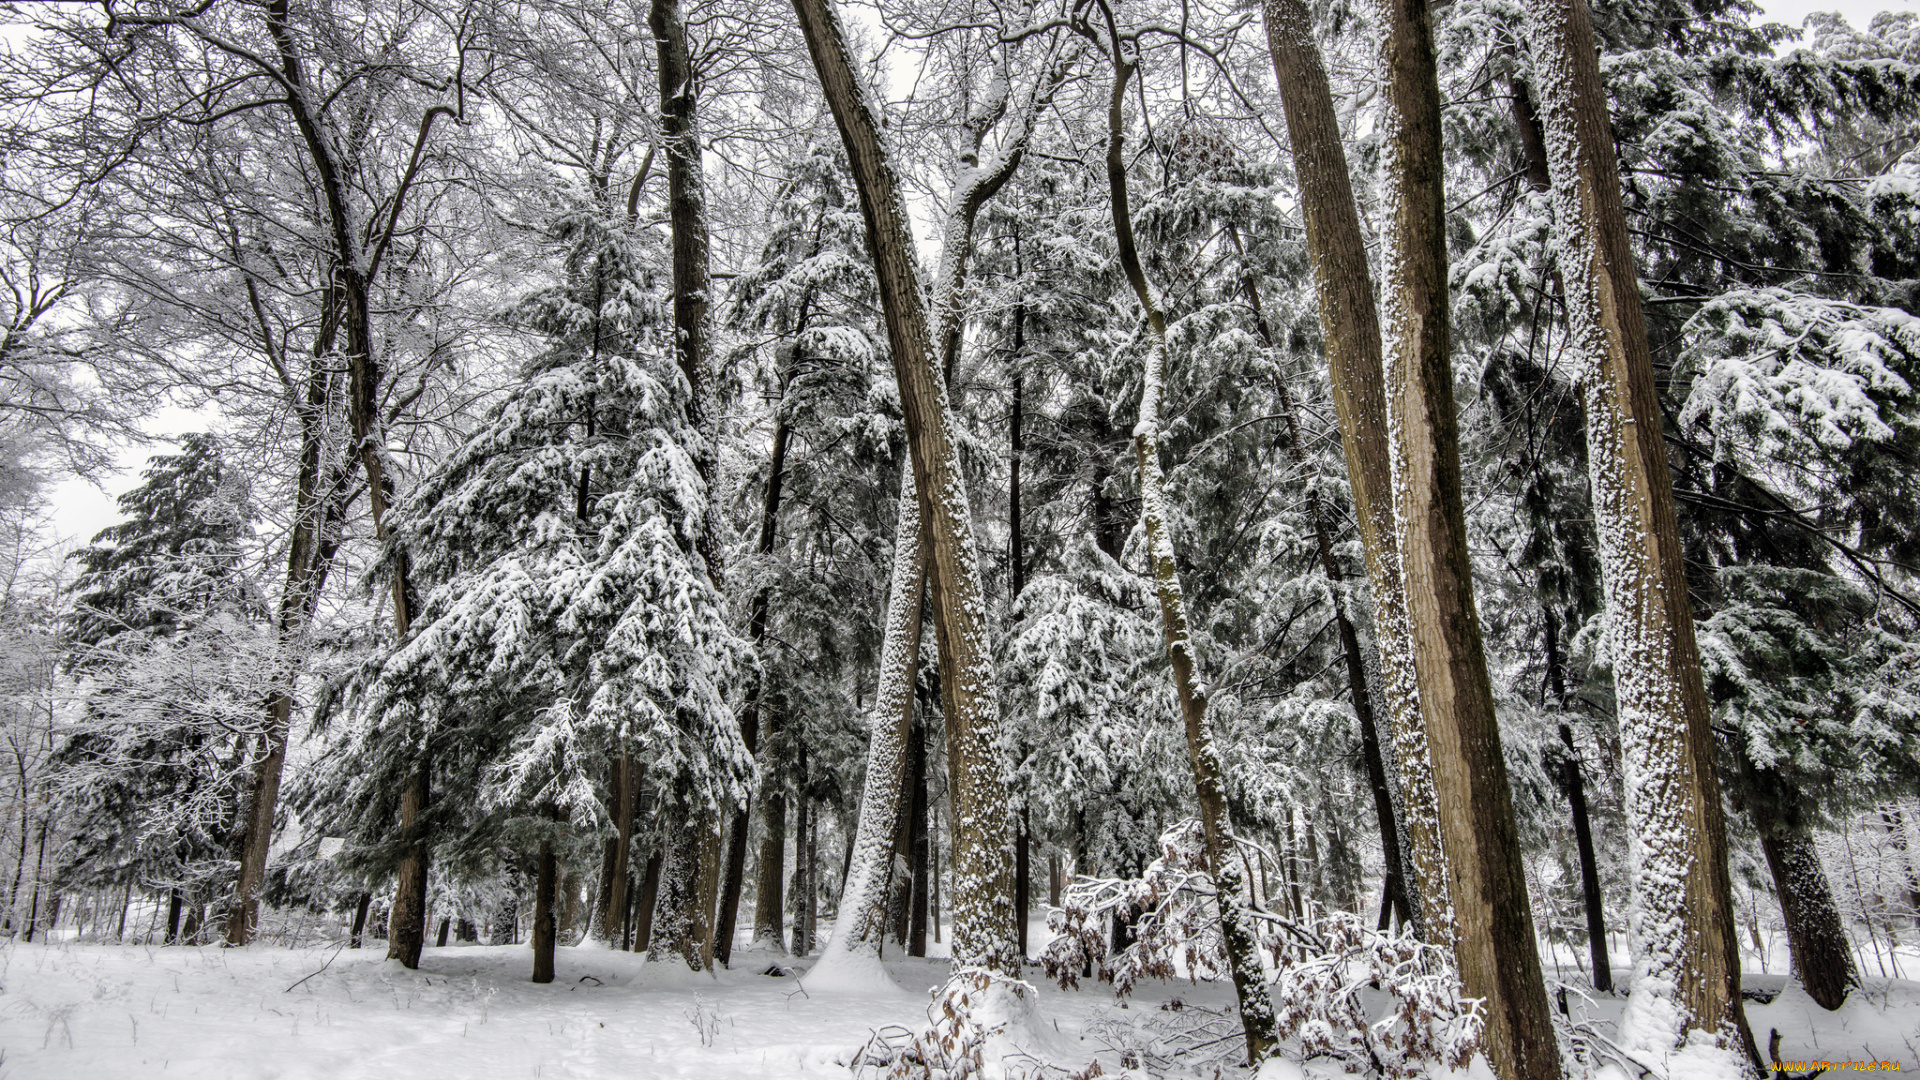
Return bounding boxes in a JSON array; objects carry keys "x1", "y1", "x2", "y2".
[{"x1": 36, "y1": 0, "x2": 1917, "y2": 549}]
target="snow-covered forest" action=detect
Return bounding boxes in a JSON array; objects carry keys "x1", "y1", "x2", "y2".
[{"x1": 1, "y1": 0, "x2": 1918, "y2": 1075}]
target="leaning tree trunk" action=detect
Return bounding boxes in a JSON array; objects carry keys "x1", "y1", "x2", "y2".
[
  {"x1": 1261, "y1": 0, "x2": 1447, "y2": 942},
  {"x1": 816, "y1": 474, "x2": 927, "y2": 970},
  {"x1": 794, "y1": 0, "x2": 1027, "y2": 976},
  {"x1": 1373, "y1": 0, "x2": 1562, "y2": 1073},
  {"x1": 1524, "y1": 0, "x2": 1758, "y2": 1068},
  {"x1": 1095, "y1": 29, "x2": 1277, "y2": 1061},
  {"x1": 1747, "y1": 769, "x2": 1856, "y2": 1010},
  {"x1": 228, "y1": 346, "x2": 352, "y2": 946}
]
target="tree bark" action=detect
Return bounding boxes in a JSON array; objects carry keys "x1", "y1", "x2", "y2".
[
  {"x1": 722, "y1": 396, "x2": 795, "y2": 965},
  {"x1": 603, "y1": 754, "x2": 638, "y2": 944},
  {"x1": 228, "y1": 347, "x2": 351, "y2": 946},
  {"x1": 532, "y1": 837, "x2": 557, "y2": 984},
  {"x1": 1749, "y1": 774, "x2": 1856, "y2": 1010},
  {"x1": 817, "y1": 474, "x2": 926, "y2": 968},
  {"x1": 1373, "y1": 0, "x2": 1562, "y2": 1071},
  {"x1": 1091, "y1": 11, "x2": 1276, "y2": 1058},
  {"x1": 1560, "y1": 723, "x2": 1614, "y2": 993},
  {"x1": 909, "y1": 718, "x2": 930, "y2": 957},
  {"x1": 1525, "y1": 0, "x2": 1758, "y2": 1067},
  {"x1": 1260, "y1": 0, "x2": 1447, "y2": 942},
  {"x1": 350, "y1": 891, "x2": 371, "y2": 949},
  {"x1": 633, "y1": 851, "x2": 663, "y2": 953},
  {"x1": 650, "y1": 0, "x2": 727, "y2": 974},
  {"x1": 792, "y1": 0, "x2": 1020, "y2": 975},
  {"x1": 751, "y1": 708, "x2": 788, "y2": 952}
]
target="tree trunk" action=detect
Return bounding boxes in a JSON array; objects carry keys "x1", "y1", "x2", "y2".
[
  {"x1": 1525, "y1": 0, "x2": 1758, "y2": 1067},
  {"x1": 1094, "y1": 20, "x2": 1276, "y2": 1060},
  {"x1": 166, "y1": 890, "x2": 184, "y2": 945},
  {"x1": 793, "y1": 781, "x2": 814, "y2": 956},
  {"x1": 633, "y1": 851, "x2": 662, "y2": 953},
  {"x1": 436, "y1": 917, "x2": 450, "y2": 948},
  {"x1": 1260, "y1": 0, "x2": 1448, "y2": 942},
  {"x1": 752, "y1": 711, "x2": 788, "y2": 953},
  {"x1": 350, "y1": 892, "x2": 371, "y2": 948},
  {"x1": 792, "y1": 0, "x2": 1019, "y2": 976},
  {"x1": 1749, "y1": 774, "x2": 1856, "y2": 1010},
  {"x1": 532, "y1": 837, "x2": 557, "y2": 984},
  {"x1": 1374, "y1": 0, "x2": 1562, "y2": 1071},
  {"x1": 228, "y1": 351, "x2": 351, "y2": 946},
  {"x1": 1560, "y1": 724, "x2": 1614, "y2": 993},
  {"x1": 738, "y1": 400, "x2": 796, "y2": 961},
  {"x1": 599, "y1": 754, "x2": 637, "y2": 945},
  {"x1": 909, "y1": 719, "x2": 930, "y2": 958},
  {"x1": 1014, "y1": 811, "x2": 1029, "y2": 960},
  {"x1": 817, "y1": 474, "x2": 926, "y2": 969}
]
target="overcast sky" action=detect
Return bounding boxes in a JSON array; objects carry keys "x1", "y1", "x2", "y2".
[{"x1": 39, "y1": 0, "x2": 1917, "y2": 551}]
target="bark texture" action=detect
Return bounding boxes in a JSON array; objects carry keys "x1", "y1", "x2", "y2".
[
  {"x1": 1748, "y1": 773, "x2": 1856, "y2": 1010},
  {"x1": 1374, "y1": 0, "x2": 1561, "y2": 1073},
  {"x1": 532, "y1": 837, "x2": 556, "y2": 984},
  {"x1": 1525, "y1": 0, "x2": 1758, "y2": 1067},
  {"x1": 1261, "y1": 0, "x2": 1448, "y2": 941}
]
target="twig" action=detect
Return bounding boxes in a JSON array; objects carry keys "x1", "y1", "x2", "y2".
[{"x1": 283, "y1": 937, "x2": 350, "y2": 993}]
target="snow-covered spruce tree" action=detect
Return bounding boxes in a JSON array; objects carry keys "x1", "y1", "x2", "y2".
[
  {"x1": 721, "y1": 133, "x2": 885, "y2": 960},
  {"x1": 55, "y1": 435, "x2": 271, "y2": 928},
  {"x1": 311, "y1": 205, "x2": 749, "y2": 978}
]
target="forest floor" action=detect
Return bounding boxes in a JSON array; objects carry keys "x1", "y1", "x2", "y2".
[{"x1": 1, "y1": 928, "x2": 1916, "y2": 1079}]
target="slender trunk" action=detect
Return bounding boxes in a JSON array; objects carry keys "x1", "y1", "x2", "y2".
[
  {"x1": 752, "y1": 712, "x2": 788, "y2": 952},
  {"x1": 1374, "y1": 0, "x2": 1561, "y2": 1071},
  {"x1": 166, "y1": 890, "x2": 184, "y2": 945},
  {"x1": 793, "y1": 0, "x2": 1019, "y2": 975},
  {"x1": 933, "y1": 814, "x2": 944, "y2": 942},
  {"x1": 820, "y1": 474, "x2": 926, "y2": 968},
  {"x1": 116, "y1": 880, "x2": 131, "y2": 942},
  {"x1": 1526, "y1": 0, "x2": 1757, "y2": 1067},
  {"x1": 602, "y1": 754, "x2": 638, "y2": 944},
  {"x1": 1559, "y1": 725, "x2": 1614, "y2": 992},
  {"x1": 259, "y1": 0, "x2": 429, "y2": 968},
  {"x1": 229, "y1": 353, "x2": 350, "y2": 946},
  {"x1": 908, "y1": 719, "x2": 930, "y2": 957},
  {"x1": 23, "y1": 814, "x2": 48, "y2": 943},
  {"x1": 1748, "y1": 772, "x2": 1856, "y2": 1010},
  {"x1": 1014, "y1": 811, "x2": 1029, "y2": 960},
  {"x1": 794, "y1": 782, "x2": 813, "y2": 955},
  {"x1": 350, "y1": 892, "x2": 371, "y2": 948},
  {"x1": 591, "y1": 836, "x2": 617, "y2": 942},
  {"x1": 533, "y1": 836, "x2": 557, "y2": 984},
  {"x1": 633, "y1": 851, "x2": 663, "y2": 953},
  {"x1": 1093, "y1": 21, "x2": 1276, "y2": 1059},
  {"x1": 803, "y1": 786, "x2": 818, "y2": 953},
  {"x1": 1229, "y1": 222, "x2": 1410, "y2": 930},
  {"x1": 726, "y1": 406, "x2": 795, "y2": 964},
  {"x1": 1261, "y1": 0, "x2": 1447, "y2": 942}
]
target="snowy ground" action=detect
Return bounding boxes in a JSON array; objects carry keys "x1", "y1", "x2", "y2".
[{"x1": 1, "y1": 930, "x2": 1916, "y2": 1078}]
